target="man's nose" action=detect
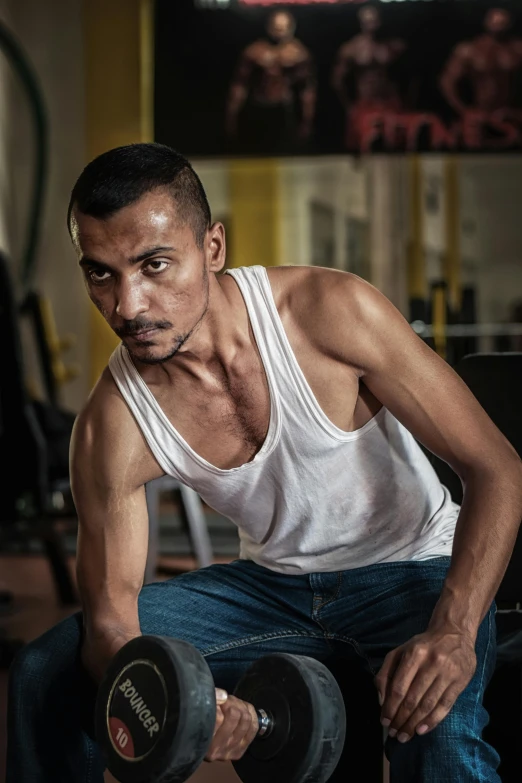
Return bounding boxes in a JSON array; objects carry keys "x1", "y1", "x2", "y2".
[{"x1": 115, "y1": 280, "x2": 148, "y2": 321}]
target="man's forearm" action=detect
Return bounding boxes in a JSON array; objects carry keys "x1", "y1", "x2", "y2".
[
  {"x1": 82, "y1": 610, "x2": 141, "y2": 682},
  {"x1": 429, "y1": 459, "x2": 522, "y2": 639},
  {"x1": 300, "y1": 86, "x2": 316, "y2": 125},
  {"x1": 439, "y1": 75, "x2": 467, "y2": 116},
  {"x1": 227, "y1": 86, "x2": 247, "y2": 121}
]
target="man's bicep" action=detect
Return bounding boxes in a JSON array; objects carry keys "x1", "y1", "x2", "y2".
[
  {"x1": 333, "y1": 45, "x2": 352, "y2": 76},
  {"x1": 70, "y1": 382, "x2": 161, "y2": 630},
  {"x1": 73, "y1": 436, "x2": 150, "y2": 631},
  {"x1": 233, "y1": 50, "x2": 255, "y2": 86},
  {"x1": 441, "y1": 45, "x2": 470, "y2": 83},
  {"x1": 75, "y1": 484, "x2": 149, "y2": 601}
]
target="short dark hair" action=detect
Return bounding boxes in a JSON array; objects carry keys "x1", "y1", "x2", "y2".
[{"x1": 67, "y1": 143, "x2": 211, "y2": 247}]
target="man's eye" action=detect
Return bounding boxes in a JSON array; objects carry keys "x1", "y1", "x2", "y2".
[
  {"x1": 146, "y1": 260, "x2": 168, "y2": 273},
  {"x1": 88, "y1": 269, "x2": 111, "y2": 283}
]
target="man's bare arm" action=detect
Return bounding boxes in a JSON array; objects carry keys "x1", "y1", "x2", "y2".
[
  {"x1": 295, "y1": 51, "x2": 317, "y2": 138},
  {"x1": 226, "y1": 48, "x2": 254, "y2": 135},
  {"x1": 71, "y1": 369, "x2": 163, "y2": 681},
  {"x1": 312, "y1": 272, "x2": 522, "y2": 631},
  {"x1": 331, "y1": 43, "x2": 353, "y2": 108},
  {"x1": 306, "y1": 269, "x2": 522, "y2": 738},
  {"x1": 73, "y1": 373, "x2": 263, "y2": 759},
  {"x1": 439, "y1": 44, "x2": 471, "y2": 116},
  {"x1": 340, "y1": 276, "x2": 522, "y2": 636}
]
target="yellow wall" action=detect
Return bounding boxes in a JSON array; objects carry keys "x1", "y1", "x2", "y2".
[
  {"x1": 228, "y1": 160, "x2": 281, "y2": 268},
  {"x1": 84, "y1": 0, "x2": 153, "y2": 386},
  {"x1": 444, "y1": 157, "x2": 461, "y2": 313}
]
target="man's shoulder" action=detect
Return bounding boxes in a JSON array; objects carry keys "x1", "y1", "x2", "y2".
[
  {"x1": 266, "y1": 264, "x2": 366, "y2": 308},
  {"x1": 76, "y1": 367, "x2": 126, "y2": 428},
  {"x1": 337, "y1": 39, "x2": 357, "y2": 58},
  {"x1": 451, "y1": 41, "x2": 474, "y2": 61},
  {"x1": 72, "y1": 368, "x2": 161, "y2": 486},
  {"x1": 244, "y1": 40, "x2": 269, "y2": 59},
  {"x1": 266, "y1": 266, "x2": 378, "y2": 360},
  {"x1": 283, "y1": 39, "x2": 311, "y2": 62}
]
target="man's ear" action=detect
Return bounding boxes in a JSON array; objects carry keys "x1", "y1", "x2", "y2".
[{"x1": 207, "y1": 222, "x2": 226, "y2": 273}]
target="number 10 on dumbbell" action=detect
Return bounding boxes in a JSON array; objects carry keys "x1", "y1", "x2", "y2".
[{"x1": 95, "y1": 636, "x2": 347, "y2": 783}]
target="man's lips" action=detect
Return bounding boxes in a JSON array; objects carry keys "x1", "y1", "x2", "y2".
[{"x1": 127, "y1": 328, "x2": 160, "y2": 342}]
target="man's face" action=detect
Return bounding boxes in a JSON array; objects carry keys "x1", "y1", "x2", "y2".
[
  {"x1": 72, "y1": 189, "x2": 220, "y2": 365},
  {"x1": 484, "y1": 9, "x2": 511, "y2": 36},
  {"x1": 267, "y1": 12, "x2": 295, "y2": 44},
  {"x1": 359, "y1": 6, "x2": 381, "y2": 35}
]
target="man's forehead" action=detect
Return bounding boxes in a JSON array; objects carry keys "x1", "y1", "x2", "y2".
[
  {"x1": 72, "y1": 208, "x2": 189, "y2": 261},
  {"x1": 487, "y1": 8, "x2": 510, "y2": 22},
  {"x1": 270, "y1": 11, "x2": 292, "y2": 26},
  {"x1": 73, "y1": 198, "x2": 182, "y2": 241}
]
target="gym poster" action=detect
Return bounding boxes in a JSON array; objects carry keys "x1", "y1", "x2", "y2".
[{"x1": 154, "y1": 1, "x2": 522, "y2": 156}]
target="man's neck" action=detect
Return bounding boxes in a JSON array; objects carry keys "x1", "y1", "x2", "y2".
[{"x1": 135, "y1": 273, "x2": 252, "y2": 384}]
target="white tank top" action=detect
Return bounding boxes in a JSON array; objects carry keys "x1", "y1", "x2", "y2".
[{"x1": 108, "y1": 265, "x2": 459, "y2": 574}]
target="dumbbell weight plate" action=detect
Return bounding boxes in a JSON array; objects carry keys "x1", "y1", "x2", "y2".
[
  {"x1": 233, "y1": 654, "x2": 346, "y2": 783},
  {"x1": 95, "y1": 636, "x2": 216, "y2": 783}
]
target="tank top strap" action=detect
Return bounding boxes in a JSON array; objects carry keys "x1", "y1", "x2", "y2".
[
  {"x1": 224, "y1": 266, "x2": 304, "y2": 403},
  {"x1": 225, "y1": 266, "x2": 346, "y2": 436},
  {"x1": 108, "y1": 344, "x2": 196, "y2": 484}
]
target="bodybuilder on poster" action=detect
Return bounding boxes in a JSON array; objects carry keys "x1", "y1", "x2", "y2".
[
  {"x1": 440, "y1": 7, "x2": 522, "y2": 118},
  {"x1": 332, "y1": 4, "x2": 406, "y2": 150},
  {"x1": 225, "y1": 10, "x2": 316, "y2": 152}
]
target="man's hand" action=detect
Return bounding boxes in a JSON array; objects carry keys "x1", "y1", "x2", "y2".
[
  {"x1": 375, "y1": 628, "x2": 477, "y2": 743},
  {"x1": 205, "y1": 689, "x2": 259, "y2": 762}
]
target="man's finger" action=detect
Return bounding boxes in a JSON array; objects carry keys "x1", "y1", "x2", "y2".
[
  {"x1": 374, "y1": 647, "x2": 402, "y2": 706},
  {"x1": 388, "y1": 675, "x2": 445, "y2": 741},
  {"x1": 379, "y1": 647, "x2": 426, "y2": 727},
  {"x1": 207, "y1": 696, "x2": 258, "y2": 762},
  {"x1": 212, "y1": 689, "x2": 229, "y2": 738},
  {"x1": 213, "y1": 706, "x2": 225, "y2": 738},
  {"x1": 207, "y1": 701, "x2": 242, "y2": 760},
  {"x1": 216, "y1": 688, "x2": 228, "y2": 705},
  {"x1": 410, "y1": 684, "x2": 463, "y2": 738},
  {"x1": 223, "y1": 703, "x2": 259, "y2": 761}
]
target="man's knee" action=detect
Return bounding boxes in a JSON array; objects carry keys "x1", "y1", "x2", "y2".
[
  {"x1": 385, "y1": 704, "x2": 501, "y2": 782},
  {"x1": 8, "y1": 612, "x2": 84, "y2": 708}
]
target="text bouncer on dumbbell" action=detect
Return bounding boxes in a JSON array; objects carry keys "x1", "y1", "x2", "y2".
[
  {"x1": 95, "y1": 635, "x2": 347, "y2": 783},
  {"x1": 112, "y1": 665, "x2": 163, "y2": 743}
]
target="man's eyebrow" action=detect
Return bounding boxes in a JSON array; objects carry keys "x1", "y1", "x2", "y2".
[
  {"x1": 79, "y1": 256, "x2": 110, "y2": 269},
  {"x1": 79, "y1": 246, "x2": 176, "y2": 269},
  {"x1": 129, "y1": 246, "x2": 176, "y2": 264}
]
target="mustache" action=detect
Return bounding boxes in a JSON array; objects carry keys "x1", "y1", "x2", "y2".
[{"x1": 115, "y1": 319, "x2": 173, "y2": 338}]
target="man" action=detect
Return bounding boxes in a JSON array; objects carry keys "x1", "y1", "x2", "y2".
[
  {"x1": 7, "y1": 143, "x2": 522, "y2": 782},
  {"x1": 440, "y1": 7, "x2": 522, "y2": 117},
  {"x1": 225, "y1": 10, "x2": 316, "y2": 152},
  {"x1": 332, "y1": 4, "x2": 406, "y2": 150}
]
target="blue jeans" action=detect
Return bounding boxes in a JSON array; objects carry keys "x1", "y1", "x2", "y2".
[{"x1": 7, "y1": 556, "x2": 500, "y2": 782}]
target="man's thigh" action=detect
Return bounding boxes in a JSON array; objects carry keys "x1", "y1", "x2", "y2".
[
  {"x1": 138, "y1": 559, "x2": 327, "y2": 691},
  {"x1": 322, "y1": 557, "x2": 500, "y2": 782},
  {"x1": 322, "y1": 557, "x2": 478, "y2": 671}
]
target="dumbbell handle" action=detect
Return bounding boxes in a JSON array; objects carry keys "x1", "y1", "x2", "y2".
[{"x1": 256, "y1": 708, "x2": 274, "y2": 738}]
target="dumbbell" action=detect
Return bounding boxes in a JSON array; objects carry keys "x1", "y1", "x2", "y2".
[{"x1": 95, "y1": 635, "x2": 346, "y2": 783}]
